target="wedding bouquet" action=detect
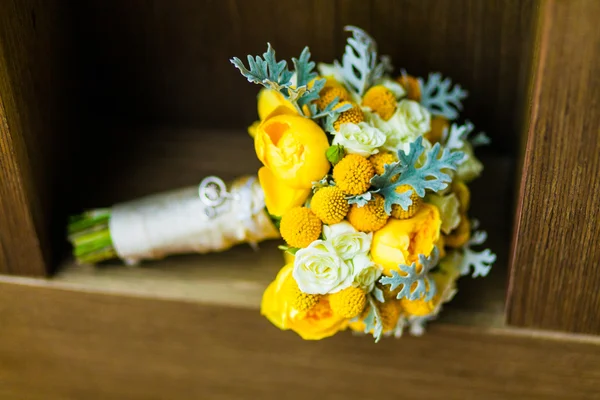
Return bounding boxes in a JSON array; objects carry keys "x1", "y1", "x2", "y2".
[{"x1": 231, "y1": 26, "x2": 496, "y2": 341}]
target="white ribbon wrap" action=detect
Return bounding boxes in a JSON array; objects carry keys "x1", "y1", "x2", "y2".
[{"x1": 109, "y1": 176, "x2": 280, "y2": 265}]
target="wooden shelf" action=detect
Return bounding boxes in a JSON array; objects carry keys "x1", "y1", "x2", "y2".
[{"x1": 0, "y1": 128, "x2": 514, "y2": 331}]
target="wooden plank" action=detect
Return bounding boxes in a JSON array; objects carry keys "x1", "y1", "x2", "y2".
[
  {"x1": 0, "y1": 0, "x2": 71, "y2": 275},
  {"x1": 508, "y1": 0, "x2": 600, "y2": 334},
  {"x1": 0, "y1": 282, "x2": 598, "y2": 399}
]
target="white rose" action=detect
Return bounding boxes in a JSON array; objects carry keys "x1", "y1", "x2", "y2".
[
  {"x1": 333, "y1": 122, "x2": 387, "y2": 157},
  {"x1": 323, "y1": 221, "x2": 372, "y2": 260},
  {"x1": 351, "y1": 254, "x2": 383, "y2": 292},
  {"x1": 426, "y1": 193, "x2": 461, "y2": 234},
  {"x1": 369, "y1": 100, "x2": 431, "y2": 151},
  {"x1": 293, "y1": 240, "x2": 354, "y2": 294},
  {"x1": 456, "y1": 142, "x2": 483, "y2": 182}
]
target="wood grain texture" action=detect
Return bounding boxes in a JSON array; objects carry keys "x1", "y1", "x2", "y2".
[
  {"x1": 508, "y1": 0, "x2": 600, "y2": 334},
  {"x1": 69, "y1": 0, "x2": 534, "y2": 153},
  {"x1": 0, "y1": 0, "x2": 72, "y2": 275},
  {"x1": 0, "y1": 282, "x2": 598, "y2": 400}
]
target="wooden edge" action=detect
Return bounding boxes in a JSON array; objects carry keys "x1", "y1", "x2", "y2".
[{"x1": 0, "y1": 281, "x2": 598, "y2": 399}]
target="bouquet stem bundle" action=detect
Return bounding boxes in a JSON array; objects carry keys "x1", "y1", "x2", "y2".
[{"x1": 67, "y1": 176, "x2": 280, "y2": 265}]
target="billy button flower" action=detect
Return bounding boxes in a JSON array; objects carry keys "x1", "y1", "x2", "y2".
[
  {"x1": 347, "y1": 194, "x2": 389, "y2": 233},
  {"x1": 368, "y1": 151, "x2": 397, "y2": 176},
  {"x1": 396, "y1": 74, "x2": 421, "y2": 102},
  {"x1": 315, "y1": 84, "x2": 351, "y2": 111},
  {"x1": 333, "y1": 102, "x2": 364, "y2": 131},
  {"x1": 378, "y1": 299, "x2": 403, "y2": 332},
  {"x1": 328, "y1": 286, "x2": 367, "y2": 319},
  {"x1": 362, "y1": 85, "x2": 397, "y2": 121},
  {"x1": 282, "y1": 273, "x2": 321, "y2": 312},
  {"x1": 332, "y1": 154, "x2": 375, "y2": 195},
  {"x1": 280, "y1": 207, "x2": 322, "y2": 248},
  {"x1": 391, "y1": 185, "x2": 422, "y2": 220},
  {"x1": 311, "y1": 186, "x2": 350, "y2": 225}
]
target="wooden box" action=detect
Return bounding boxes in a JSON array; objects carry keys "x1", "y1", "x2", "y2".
[{"x1": 1, "y1": 1, "x2": 599, "y2": 398}]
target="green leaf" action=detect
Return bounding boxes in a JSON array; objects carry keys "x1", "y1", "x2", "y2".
[
  {"x1": 459, "y1": 230, "x2": 496, "y2": 278},
  {"x1": 311, "y1": 96, "x2": 351, "y2": 121},
  {"x1": 292, "y1": 47, "x2": 318, "y2": 88},
  {"x1": 372, "y1": 287, "x2": 385, "y2": 303},
  {"x1": 326, "y1": 145, "x2": 345, "y2": 165},
  {"x1": 346, "y1": 191, "x2": 375, "y2": 207},
  {"x1": 370, "y1": 137, "x2": 464, "y2": 214},
  {"x1": 334, "y1": 26, "x2": 391, "y2": 95},
  {"x1": 277, "y1": 245, "x2": 300, "y2": 255},
  {"x1": 418, "y1": 72, "x2": 468, "y2": 120},
  {"x1": 362, "y1": 296, "x2": 384, "y2": 342},
  {"x1": 230, "y1": 43, "x2": 294, "y2": 94},
  {"x1": 379, "y1": 247, "x2": 439, "y2": 301}
]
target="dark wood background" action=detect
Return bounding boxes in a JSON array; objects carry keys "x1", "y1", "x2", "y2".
[{"x1": 68, "y1": 0, "x2": 535, "y2": 154}]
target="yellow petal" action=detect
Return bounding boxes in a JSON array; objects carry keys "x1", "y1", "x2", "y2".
[
  {"x1": 258, "y1": 89, "x2": 298, "y2": 120},
  {"x1": 258, "y1": 167, "x2": 310, "y2": 217},
  {"x1": 247, "y1": 120, "x2": 260, "y2": 138}
]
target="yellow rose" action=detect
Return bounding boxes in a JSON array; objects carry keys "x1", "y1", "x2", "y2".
[
  {"x1": 257, "y1": 88, "x2": 297, "y2": 121},
  {"x1": 371, "y1": 204, "x2": 442, "y2": 275},
  {"x1": 255, "y1": 109, "x2": 331, "y2": 216},
  {"x1": 261, "y1": 264, "x2": 348, "y2": 340}
]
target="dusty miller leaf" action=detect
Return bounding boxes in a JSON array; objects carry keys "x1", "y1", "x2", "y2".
[
  {"x1": 334, "y1": 26, "x2": 389, "y2": 96},
  {"x1": 471, "y1": 132, "x2": 492, "y2": 147},
  {"x1": 418, "y1": 72, "x2": 468, "y2": 120},
  {"x1": 362, "y1": 296, "x2": 384, "y2": 343},
  {"x1": 379, "y1": 247, "x2": 439, "y2": 301},
  {"x1": 230, "y1": 43, "x2": 293, "y2": 93},
  {"x1": 311, "y1": 175, "x2": 335, "y2": 193},
  {"x1": 370, "y1": 137, "x2": 464, "y2": 214},
  {"x1": 292, "y1": 46, "x2": 318, "y2": 88},
  {"x1": 459, "y1": 230, "x2": 496, "y2": 278},
  {"x1": 346, "y1": 191, "x2": 376, "y2": 207},
  {"x1": 311, "y1": 97, "x2": 352, "y2": 120},
  {"x1": 372, "y1": 287, "x2": 385, "y2": 303}
]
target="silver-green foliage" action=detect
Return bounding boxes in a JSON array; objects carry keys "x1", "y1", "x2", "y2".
[
  {"x1": 334, "y1": 26, "x2": 390, "y2": 96},
  {"x1": 379, "y1": 247, "x2": 440, "y2": 301},
  {"x1": 419, "y1": 72, "x2": 468, "y2": 120},
  {"x1": 370, "y1": 137, "x2": 464, "y2": 214}
]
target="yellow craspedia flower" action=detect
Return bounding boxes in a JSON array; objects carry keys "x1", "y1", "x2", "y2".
[
  {"x1": 347, "y1": 194, "x2": 389, "y2": 232},
  {"x1": 332, "y1": 154, "x2": 375, "y2": 195},
  {"x1": 310, "y1": 186, "x2": 350, "y2": 224},
  {"x1": 425, "y1": 116, "x2": 449, "y2": 144},
  {"x1": 261, "y1": 264, "x2": 349, "y2": 340},
  {"x1": 329, "y1": 286, "x2": 367, "y2": 318},
  {"x1": 282, "y1": 273, "x2": 321, "y2": 312},
  {"x1": 368, "y1": 151, "x2": 397, "y2": 176},
  {"x1": 362, "y1": 85, "x2": 397, "y2": 121},
  {"x1": 391, "y1": 185, "x2": 422, "y2": 219},
  {"x1": 396, "y1": 74, "x2": 421, "y2": 102},
  {"x1": 333, "y1": 102, "x2": 364, "y2": 131},
  {"x1": 444, "y1": 214, "x2": 471, "y2": 248},
  {"x1": 379, "y1": 300, "x2": 403, "y2": 331},
  {"x1": 371, "y1": 204, "x2": 441, "y2": 275},
  {"x1": 280, "y1": 207, "x2": 322, "y2": 248},
  {"x1": 316, "y1": 85, "x2": 351, "y2": 111},
  {"x1": 257, "y1": 88, "x2": 297, "y2": 121}
]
